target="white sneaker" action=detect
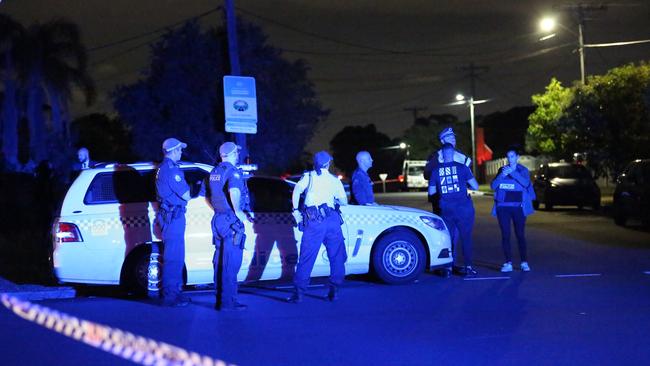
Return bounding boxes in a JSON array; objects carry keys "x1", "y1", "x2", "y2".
[
  {"x1": 521, "y1": 262, "x2": 531, "y2": 272},
  {"x1": 500, "y1": 262, "x2": 513, "y2": 273}
]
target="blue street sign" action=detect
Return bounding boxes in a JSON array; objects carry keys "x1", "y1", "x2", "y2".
[{"x1": 223, "y1": 76, "x2": 258, "y2": 134}]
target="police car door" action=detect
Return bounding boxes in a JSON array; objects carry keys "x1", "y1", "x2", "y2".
[
  {"x1": 180, "y1": 167, "x2": 214, "y2": 285},
  {"x1": 244, "y1": 177, "x2": 300, "y2": 281}
]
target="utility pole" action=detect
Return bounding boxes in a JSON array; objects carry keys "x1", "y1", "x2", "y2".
[
  {"x1": 555, "y1": 3, "x2": 607, "y2": 84},
  {"x1": 402, "y1": 106, "x2": 428, "y2": 122},
  {"x1": 459, "y1": 62, "x2": 488, "y2": 177},
  {"x1": 224, "y1": 0, "x2": 247, "y2": 163}
]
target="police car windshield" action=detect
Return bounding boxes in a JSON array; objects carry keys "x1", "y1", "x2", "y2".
[{"x1": 549, "y1": 165, "x2": 590, "y2": 179}]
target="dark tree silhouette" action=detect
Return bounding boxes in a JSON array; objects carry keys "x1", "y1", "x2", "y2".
[{"x1": 113, "y1": 19, "x2": 327, "y2": 173}]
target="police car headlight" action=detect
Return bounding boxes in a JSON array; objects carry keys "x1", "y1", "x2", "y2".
[{"x1": 420, "y1": 216, "x2": 446, "y2": 231}]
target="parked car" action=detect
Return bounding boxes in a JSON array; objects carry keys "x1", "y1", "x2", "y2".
[
  {"x1": 532, "y1": 162, "x2": 601, "y2": 210},
  {"x1": 53, "y1": 162, "x2": 452, "y2": 294},
  {"x1": 613, "y1": 159, "x2": 650, "y2": 226}
]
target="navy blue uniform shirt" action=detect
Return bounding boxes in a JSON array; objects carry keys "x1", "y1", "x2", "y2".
[
  {"x1": 429, "y1": 162, "x2": 474, "y2": 203},
  {"x1": 209, "y1": 162, "x2": 245, "y2": 213},
  {"x1": 351, "y1": 168, "x2": 374, "y2": 205},
  {"x1": 156, "y1": 157, "x2": 189, "y2": 206}
]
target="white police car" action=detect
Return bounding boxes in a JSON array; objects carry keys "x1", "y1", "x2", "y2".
[{"x1": 53, "y1": 162, "x2": 452, "y2": 293}]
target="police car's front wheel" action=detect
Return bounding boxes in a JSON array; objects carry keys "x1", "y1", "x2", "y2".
[{"x1": 372, "y1": 230, "x2": 426, "y2": 284}]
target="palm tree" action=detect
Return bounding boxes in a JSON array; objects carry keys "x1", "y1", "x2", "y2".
[
  {"x1": 0, "y1": 14, "x2": 24, "y2": 169},
  {"x1": 17, "y1": 19, "x2": 95, "y2": 163}
]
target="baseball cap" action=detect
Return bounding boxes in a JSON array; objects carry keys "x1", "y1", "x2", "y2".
[
  {"x1": 162, "y1": 137, "x2": 187, "y2": 152},
  {"x1": 219, "y1": 142, "x2": 241, "y2": 156},
  {"x1": 313, "y1": 151, "x2": 333, "y2": 169},
  {"x1": 438, "y1": 127, "x2": 455, "y2": 140}
]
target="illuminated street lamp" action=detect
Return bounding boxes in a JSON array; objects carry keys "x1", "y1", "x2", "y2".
[
  {"x1": 539, "y1": 15, "x2": 585, "y2": 84},
  {"x1": 449, "y1": 94, "x2": 489, "y2": 176}
]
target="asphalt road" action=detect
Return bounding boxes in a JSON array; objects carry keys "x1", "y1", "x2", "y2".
[{"x1": 2, "y1": 193, "x2": 649, "y2": 366}]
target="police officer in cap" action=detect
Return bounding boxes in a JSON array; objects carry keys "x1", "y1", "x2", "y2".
[
  {"x1": 156, "y1": 137, "x2": 191, "y2": 306},
  {"x1": 288, "y1": 151, "x2": 348, "y2": 303},
  {"x1": 428, "y1": 143, "x2": 479, "y2": 277},
  {"x1": 209, "y1": 142, "x2": 251, "y2": 311},
  {"x1": 424, "y1": 127, "x2": 472, "y2": 211}
]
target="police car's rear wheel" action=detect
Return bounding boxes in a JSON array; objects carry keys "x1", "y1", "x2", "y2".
[
  {"x1": 372, "y1": 230, "x2": 425, "y2": 284},
  {"x1": 123, "y1": 247, "x2": 158, "y2": 297}
]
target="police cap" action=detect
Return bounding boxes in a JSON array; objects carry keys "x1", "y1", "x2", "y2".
[
  {"x1": 313, "y1": 151, "x2": 333, "y2": 169},
  {"x1": 162, "y1": 137, "x2": 187, "y2": 152},
  {"x1": 438, "y1": 127, "x2": 455, "y2": 141},
  {"x1": 219, "y1": 142, "x2": 241, "y2": 157}
]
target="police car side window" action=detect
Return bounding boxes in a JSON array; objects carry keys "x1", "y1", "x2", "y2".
[
  {"x1": 182, "y1": 168, "x2": 209, "y2": 197},
  {"x1": 247, "y1": 178, "x2": 293, "y2": 212},
  {"x1": 84, "y1": 169, "x2": 156, "y2": 205}
]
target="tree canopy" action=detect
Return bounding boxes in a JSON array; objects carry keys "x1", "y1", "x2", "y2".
[
  {"x1": 113, "y1": 19, "x2": 327, "y2": 173},
  {"x1": 527, "y1": 62, "x2": 650, "y2": 175}
]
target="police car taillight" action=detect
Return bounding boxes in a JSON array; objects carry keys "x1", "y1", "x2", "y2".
[
  {"x1": 55, "y1": 222, "x2": 83, "y2": 243},
  {"x1": 398, "y1": 175, "x2": 404, "y2": 183}
]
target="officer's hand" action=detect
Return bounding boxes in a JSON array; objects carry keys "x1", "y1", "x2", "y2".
[
  {"x1": 502, "y1": 166, "x2": 513, "y2": 176},
  {"x1": 292, "y1": 210, "x2": 302, "y2": 225}
]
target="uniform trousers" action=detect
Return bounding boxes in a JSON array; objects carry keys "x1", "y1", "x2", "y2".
[
  {"x1": 496, "y1": 206, "x2": 527, "y2": 262},
  {"x1": 161, "y1": 215, "x2": 186, "y2": 300},
  {"x1": 440, "y1": 199, "x2": 475, "y2": 267},
  {"x1": 294, "y1": 213, "x2": 347, "y2": 294},
  {"x1": 212, "y1": 213, "x2": 244, "y2": 308}
]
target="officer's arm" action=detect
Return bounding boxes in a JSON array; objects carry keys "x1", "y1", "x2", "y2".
[
  {"x1": 228, "y1": 187, "x2": 247, "y2": 223},
  {"x1": 291, "y1": 177, "x2": 307, "y2": 210},
  {"x1": 468, "y1": 178, "x2": 479, "y2": 191},
  {"x1": 490, "y1": 167, "x2": 504, "y2": 191},
  {"x1": 170, "y1": 171, "x2": 191, "y2": 201},
  {"x1": 509, "y1": 167, "x2": 531, "y2": 187},
  {"x1": 351, "y1": 176, "x2": 363, "y2": 205},
  {"x1": 334, "y1": 180, "x2": 348, "y2": 206},
  {"x1": 428, "y1": 175, "x2": 437, "y2": 196}
]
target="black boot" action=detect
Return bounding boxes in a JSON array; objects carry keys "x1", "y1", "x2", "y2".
[
  {"x1": 286, "y1": 292, "x2": 303, "y2": 303},
  {"x1": 327, "y1": 287, "x2": 338, "y2": 302}
]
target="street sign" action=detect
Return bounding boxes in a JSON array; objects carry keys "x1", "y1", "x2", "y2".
[
  {"x1": 379, "y1": 173, "x2": 388, "y2": 193},
  {"x1": 223, "y1": 76, "x2": 258, "y2": 134}
]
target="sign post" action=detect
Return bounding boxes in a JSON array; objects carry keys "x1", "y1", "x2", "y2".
[
  {"x1": 223, "y1": 76, "x2": 258, "y2": 134},
  {"x1": 379, "y1": 173, "x2": 388, "y2": 193}
]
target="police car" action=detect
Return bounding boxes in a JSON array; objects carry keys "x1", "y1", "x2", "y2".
[{"x1": 53, "y1": 162, "x2": 452, "y2": 293}]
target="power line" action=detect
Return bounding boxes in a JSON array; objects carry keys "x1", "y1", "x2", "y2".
[{"x1": 88, "y1": 6, "x2": 222, "y2": 52}]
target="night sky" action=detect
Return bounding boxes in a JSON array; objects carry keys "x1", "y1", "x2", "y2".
[{"x1": 3, "y1": 0, "x2": 649, "y2": 152}]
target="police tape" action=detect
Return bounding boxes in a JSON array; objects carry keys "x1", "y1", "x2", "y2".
[{"x1": 1, "y1": 293, "x2": 233, "y2": 366}]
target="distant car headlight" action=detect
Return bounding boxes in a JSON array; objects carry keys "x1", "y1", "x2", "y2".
[{"x1": 420, "y1": 216, "x2": 446, "y2": 231}]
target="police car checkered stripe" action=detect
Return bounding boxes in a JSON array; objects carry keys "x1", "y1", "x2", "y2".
[
  {"x1": 344, "y1": 214, "x2": 420, "y2": 226},
  {"x1": 70, "y1": 212, "x2": 423, "y2": 230},
  {"x1": 1, "y1": 293, "x2": 231, "y2": 366}
]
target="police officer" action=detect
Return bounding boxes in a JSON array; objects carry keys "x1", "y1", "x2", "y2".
[
  {"x1": 428, "y1": 143, "x2": 479, "y2": 277},
  {"x1": 424, "y1": 127, "x2": 472, "y2": 214},
  {"x1": 490, "y1": 146, "x2": 535, "y2": 272},
  {"x1": 209, "y1": 142, "x2": 250, "y2": 311},
  {"x1": 351, "y1": 151, "x2": 376, "y2": 205},
  {"x1": 155, "y1": 137, "x2": 191, "y2": 306},
  {"x1": 288, "y1": 151, "x2": 348, "y2": 303}
]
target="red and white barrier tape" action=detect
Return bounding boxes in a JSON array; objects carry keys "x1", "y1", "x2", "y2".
[{"x1": 1, "y1": 293, "x2": 232, "y2": 366}]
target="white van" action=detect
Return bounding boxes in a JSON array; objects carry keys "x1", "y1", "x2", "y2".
[{"x1": 400, "y1": 160, "x2": 428, "y2": 191}]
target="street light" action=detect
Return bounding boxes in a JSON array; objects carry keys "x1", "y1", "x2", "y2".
[
  {"x1": 539, "y1": 16, "x2": 586, "y2": 84},
  {"x1": 448, "y1": 94, "x2": 489, "y2": 177}
]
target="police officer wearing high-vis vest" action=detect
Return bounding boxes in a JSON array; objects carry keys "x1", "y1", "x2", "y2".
[
  {"x1": 490, "y1": 146, "x2": 535, "y2": 273},
  {"x1": 424, "y1": 127, "x2": 472, "y2": 214},
  {"x1": 155, "y1": 137, "x2": 191, "y2": 307},
  {"x1": 288, "y1": 151, "x2": 348, "y2": 303},
  {"x1": 428, "y1": 143, "x2": 479, "y2": 277},
  {"x1": 209, "y1": 142, "x2": 251, "y2": 311}
]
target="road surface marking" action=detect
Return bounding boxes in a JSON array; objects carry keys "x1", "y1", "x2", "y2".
[
  {"x1": 555, "y1": 273, "x2": 602, "y2": 278},
  {"x1": 1, "y1": 293, "x2": 231, "y2": 366},
  {"x1": 463, "y1": 276, "x2": 510, "y2": 281}
]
